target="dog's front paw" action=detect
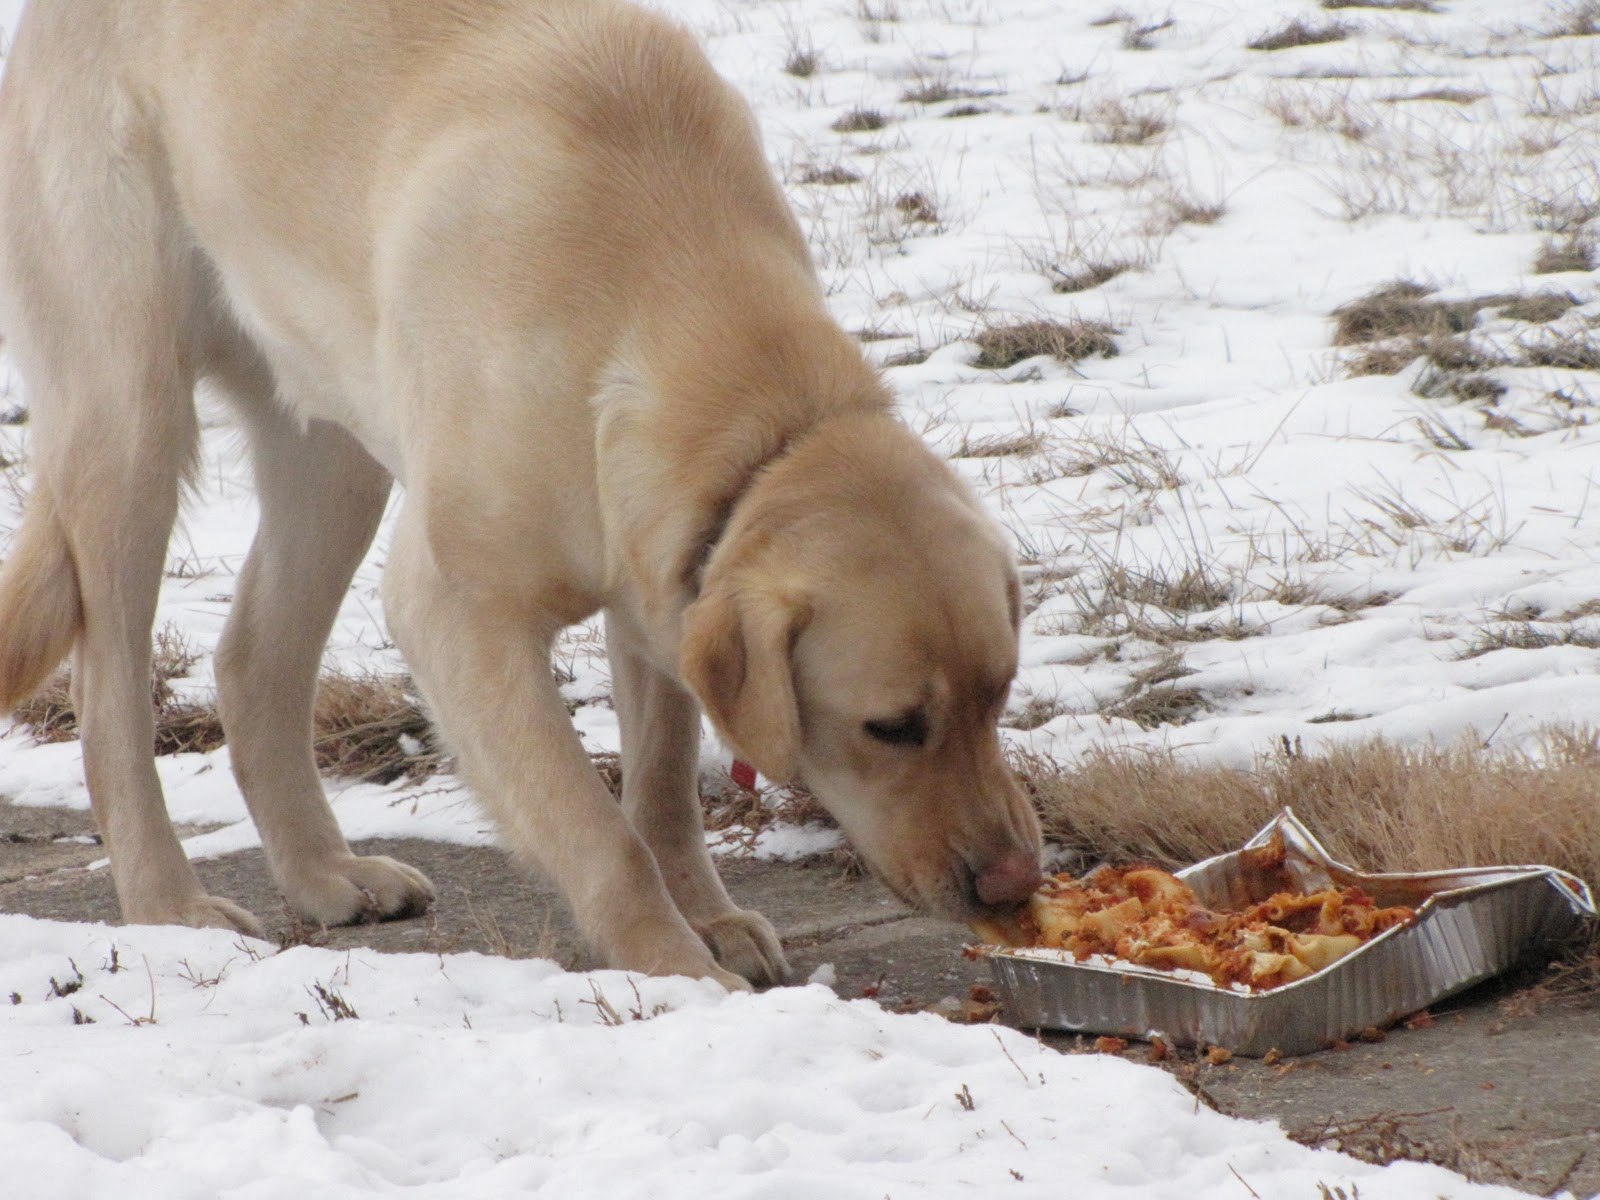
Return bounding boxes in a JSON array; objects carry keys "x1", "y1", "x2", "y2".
[
  {"x1": 284, "y1": 854, "x2": 435, "y2": 926},
  {"x1": 695, "y1": 908, "x2": 790, "y2": 988}
]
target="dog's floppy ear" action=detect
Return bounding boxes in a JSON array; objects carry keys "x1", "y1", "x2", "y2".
[{"x1": 680, "y1": 581, "x2": 808, "y2": 783}]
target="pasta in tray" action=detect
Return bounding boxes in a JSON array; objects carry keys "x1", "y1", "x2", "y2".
[{"x1": 972, "y1": 864, "x2": 1417, "y2": 990}]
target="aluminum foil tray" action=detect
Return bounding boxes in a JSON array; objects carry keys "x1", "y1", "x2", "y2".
[{"x1": 986, "y1": 809, "x2": 1596, "y2": 1057}]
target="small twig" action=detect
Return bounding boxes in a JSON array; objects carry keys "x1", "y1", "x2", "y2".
[
  {"x1": 1228, "y1": 1163, "x2": 1261, "y2": 1199},
  {"x1": 1480, "y1": 712, "x2": 1508, "y2": 749},
  {"x1": 991, "y1": 1028, "x2": 1032, "y2": 1085},
  {"x1": 582, "y1": 979, "x2": 624, "y2": 1027},
  {"x1": 1000, "y1": 1119, "x2": 1028, "y2": 1149}
]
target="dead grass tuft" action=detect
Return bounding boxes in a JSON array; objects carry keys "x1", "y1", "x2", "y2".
[
  {"x1": 13, "y1": 648, "x2": 445, "y2": 783},
  {"x1": 783, "y1": 46, "x2": 821, "y2": 78},
  {"x1": 1007, "y1": 692, "x2": 1071, "y2": 732},
  {"x1": 1101, "y1": 562, "x2": 1232, "y2": 615},
  {"x1": 831, "y1": 108, "x2": 889, "y2": 134},
  {"x1": 797, "y1": 162, "x2": 862, "y2": 187},
  {"x1": 1122, "y1": 18, "x2": 1175, "y2": 51},
  {"x1": 971, "y1": 318, "x2": 1119, "y2": 369},
  {"x1": 311, "y1": 670, "x2": 442, "y2": 784},
  {"x1": 1386, "y1": 88, "x2": 1484, "y2": 105},
  {"x1": 892, "y1": 191, "x2": 939, "y2": 224},
  {"x1": 1332, "y1": 283, "x2": 1530, "y2": 381},
  {"x1": 13, "y1": 625, "x2": 212, "y2": 750},
  {"x1": 1533, "y1": 233, "x2": 1596, "y2": 275},
  {"x1": 1519, "y1": 330, "x2": 1600, "y2": 371},
  {"x1": 1498, "y1": 293, "x2": 1577, "y2": 323},
  {"x1": 882, "y1": 346, "x2": 932, "y2": 368},
  {"x1": 10, "y1": 672, "x2": 77, "y2": 744},
  {"x1": 1261, "y1": 86, "x2": 1372, "y2": 140},
  {"x1": 953, "y1": 427, "x2": 1051, "y2": 459},
  {"x1": 1322, "y1": 0, "x2": 1438, "y2": 9},
  {"x1": 1049, "y1": 259, "x2": 1133, "y2": 294},
  {"x1": 1413, "y1": 367, "x2": 1506, "y2": 405},
  {"x1": 701, "y1": 775, "x2": 835, "y2": 851},
  {"x1": 1086, "y1": 98, "x2": 1170, "y2": 145},
  {"x1": 1043, "y1": 546, "x2": 1257, "y2": 646},
  {"x1": 1163, "y1": 195, "x2": 1227, "y2": 226},
  {"x1": 1543, "y1": 0, "x2": 1600, "y2": 37},
  {"x1": 1012, "y1": 730, "x2": 1600, "y2": 889},
  {"x1": 1347, "y1": 335, "x2": 1502, "y2": 380},
  {"x1": 900, "y1": 80, "x2": 993, "y2": 105},
  {"x1": 1100, "y1": 655, "x2": 1209, "y2": 729},
  {"x1": 1330, "y1": 281, "x2": 1492, "y2": 346},
  {"x1": 1247, "y1": 20, "x2": 1352, "y2": 52},
  {"x1": 1345, "y1": 344, "x2": 1421, "y2": 377},
  {"x1": 1458, "y1": 618, "x2": 1600, "y2": 659}
]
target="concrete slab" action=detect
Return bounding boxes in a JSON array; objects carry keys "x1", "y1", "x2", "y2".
[{"x1": 0, "y1": 799, "x2": 1594, "y2": 1196}]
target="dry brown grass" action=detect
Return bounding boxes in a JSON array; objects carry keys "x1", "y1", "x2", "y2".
[
  {"x1": 1331, "y1": 281, "x2": 1498, "y2": 346},
  {"x1": 1012, "y1": 731, "x2": 1600, "y2": 888},
  {"x1": 796, "y1": 163, "x2": 862, "y2": 186},
  {"x1": 782, "y1": 46, "x2": 821, "y2": 79},
  {"x1": 700, "y1": 774, "x2": 835, "y2": 850},
  {"x1": 900, "y1": 79, "x2": 993, "y2": 105},
  {"x1": 1121, "y1": 18, "x2": 1174, "y2": 51},
  {"x1": 1007, "y1": 691, "x2": 1071, "y2": 732},
  {"x1": 1344, "y1": 343, "x2": 1421, "y2": 377},
  {"x1": 13, "y1": 625, "x2": 209, "y2": 749},
  {"x1": 1457, "y1": 618, "x2": 1600, "y2": 660},
  {"x1": 952, "y1": 427, "x2": 1050, "y2": 459},
  {"x1": 1387, "y1": 88, "x2": 1484, "y2": 105},
  {"x1": 882, "y1": 346, "x2": 932, "y2": 367},
  {"x1": 1533, "y1": 233, "x2": 1596, "y2": 275},
  {"x1": 12, "y1": 651, "x2": 445, "y2": 783},
  {"x1": 892, "y1": 191, "x2": 939, "y2": 224},
  {"x1": 831, "y1": 108, "x2": 889, "y2": 134},
  {"x1": 1101, "y1": 682, "x2": 1210, "y2": 729},
  {"x1": 1322, "y1": 0, "x2": 1438, "y2": 9},
  {"x1": 1330, "y1": 283, "x2": 1554, "y2": 384},
  {"x1": 1261, "y1": 86, "x2": 1372, "y2": 140},
  {"x1": 1160, "y1": 194, "x2": 1226, "y2": 227},
  {"x1": 311, "y1": 670, "x2": 442, "y2": 784},
  {"x1": 1543, "y1": 0, "x2": 1600, "y2": 37},
  {"x1": 1247, "y1": 19, "x2": 1352, "y2": 52},
  {"x1": 11, "y1": 672, "x2": 79, "y2": 745},
  {"x1": 1050, "y1": 260, "x2": 1133, "y2": 294},
  {"x1": 1086, "y1": 98, "x2": 1170, "y2": 145},
  {"x1": 1412, "y1": 367, "x2": 1506, "y2": 404},
  {"x1": 971, "y1": 318, "x2": 1119, "y2": 368},
  {"x1": 1499, "y1": 293, "x2": 1577, "y2": 323},
  {"x1": 1519, "y1": 329, "x2": 1600, "y2": 371}
]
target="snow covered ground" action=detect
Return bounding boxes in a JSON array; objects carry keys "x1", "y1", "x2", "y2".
[
  {"x1": 3, "y1": 0, "x2": 1599, "y2": 1194},
  {"x1": 0, "y1": 916, "x2": 1546, "y2": 1199}
]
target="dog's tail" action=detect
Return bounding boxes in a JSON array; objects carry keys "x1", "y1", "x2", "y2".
[{"x1": 0, "y1": 491, "x2": 82, "y2": 707}]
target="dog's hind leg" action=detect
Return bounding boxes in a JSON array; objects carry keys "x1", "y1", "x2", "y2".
[
  {"x1": 211, "y1": 364, "x2": 434, "y2": 925},
  {"x1": 0, "y1": 48, "x2": 261, "y2": 932},
  {"x1": 606, "y1": 614, "x2": 790, "y2": 985}
]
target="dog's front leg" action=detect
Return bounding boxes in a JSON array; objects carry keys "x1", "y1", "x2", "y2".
[
  {"x1": 606, "y1": 614, "x2": 790, "y2": 987},
  {"x1": 383, "y1": 510, "x2": 745, "y2": 989}
]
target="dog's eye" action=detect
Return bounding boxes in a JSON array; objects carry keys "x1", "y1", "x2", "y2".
[{"x1": 863, "y1": 712, "x2": 928, "y2": 747}]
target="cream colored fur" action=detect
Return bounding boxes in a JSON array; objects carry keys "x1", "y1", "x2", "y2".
[{"x1": 0, "y1": 0, "x2": 1041, "y2": 987}]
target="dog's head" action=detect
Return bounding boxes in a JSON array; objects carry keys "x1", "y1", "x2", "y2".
[{"x1": 681, "y1": 413, "x2": 1042, "y2": 921}]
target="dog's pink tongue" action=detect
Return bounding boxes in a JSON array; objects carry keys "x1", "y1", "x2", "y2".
[{"x1": 976, "y1": 851, "x2": 1043, "y2": 907}]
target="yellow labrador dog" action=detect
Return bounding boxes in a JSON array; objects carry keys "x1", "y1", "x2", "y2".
[{"x1": 0, "y1": 0, "x2": 1041, "y2": 988}]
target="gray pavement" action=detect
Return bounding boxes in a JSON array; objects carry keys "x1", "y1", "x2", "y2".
[{"x1": 2, "y1": 795, "x2": 1596, "y2": 1197}]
